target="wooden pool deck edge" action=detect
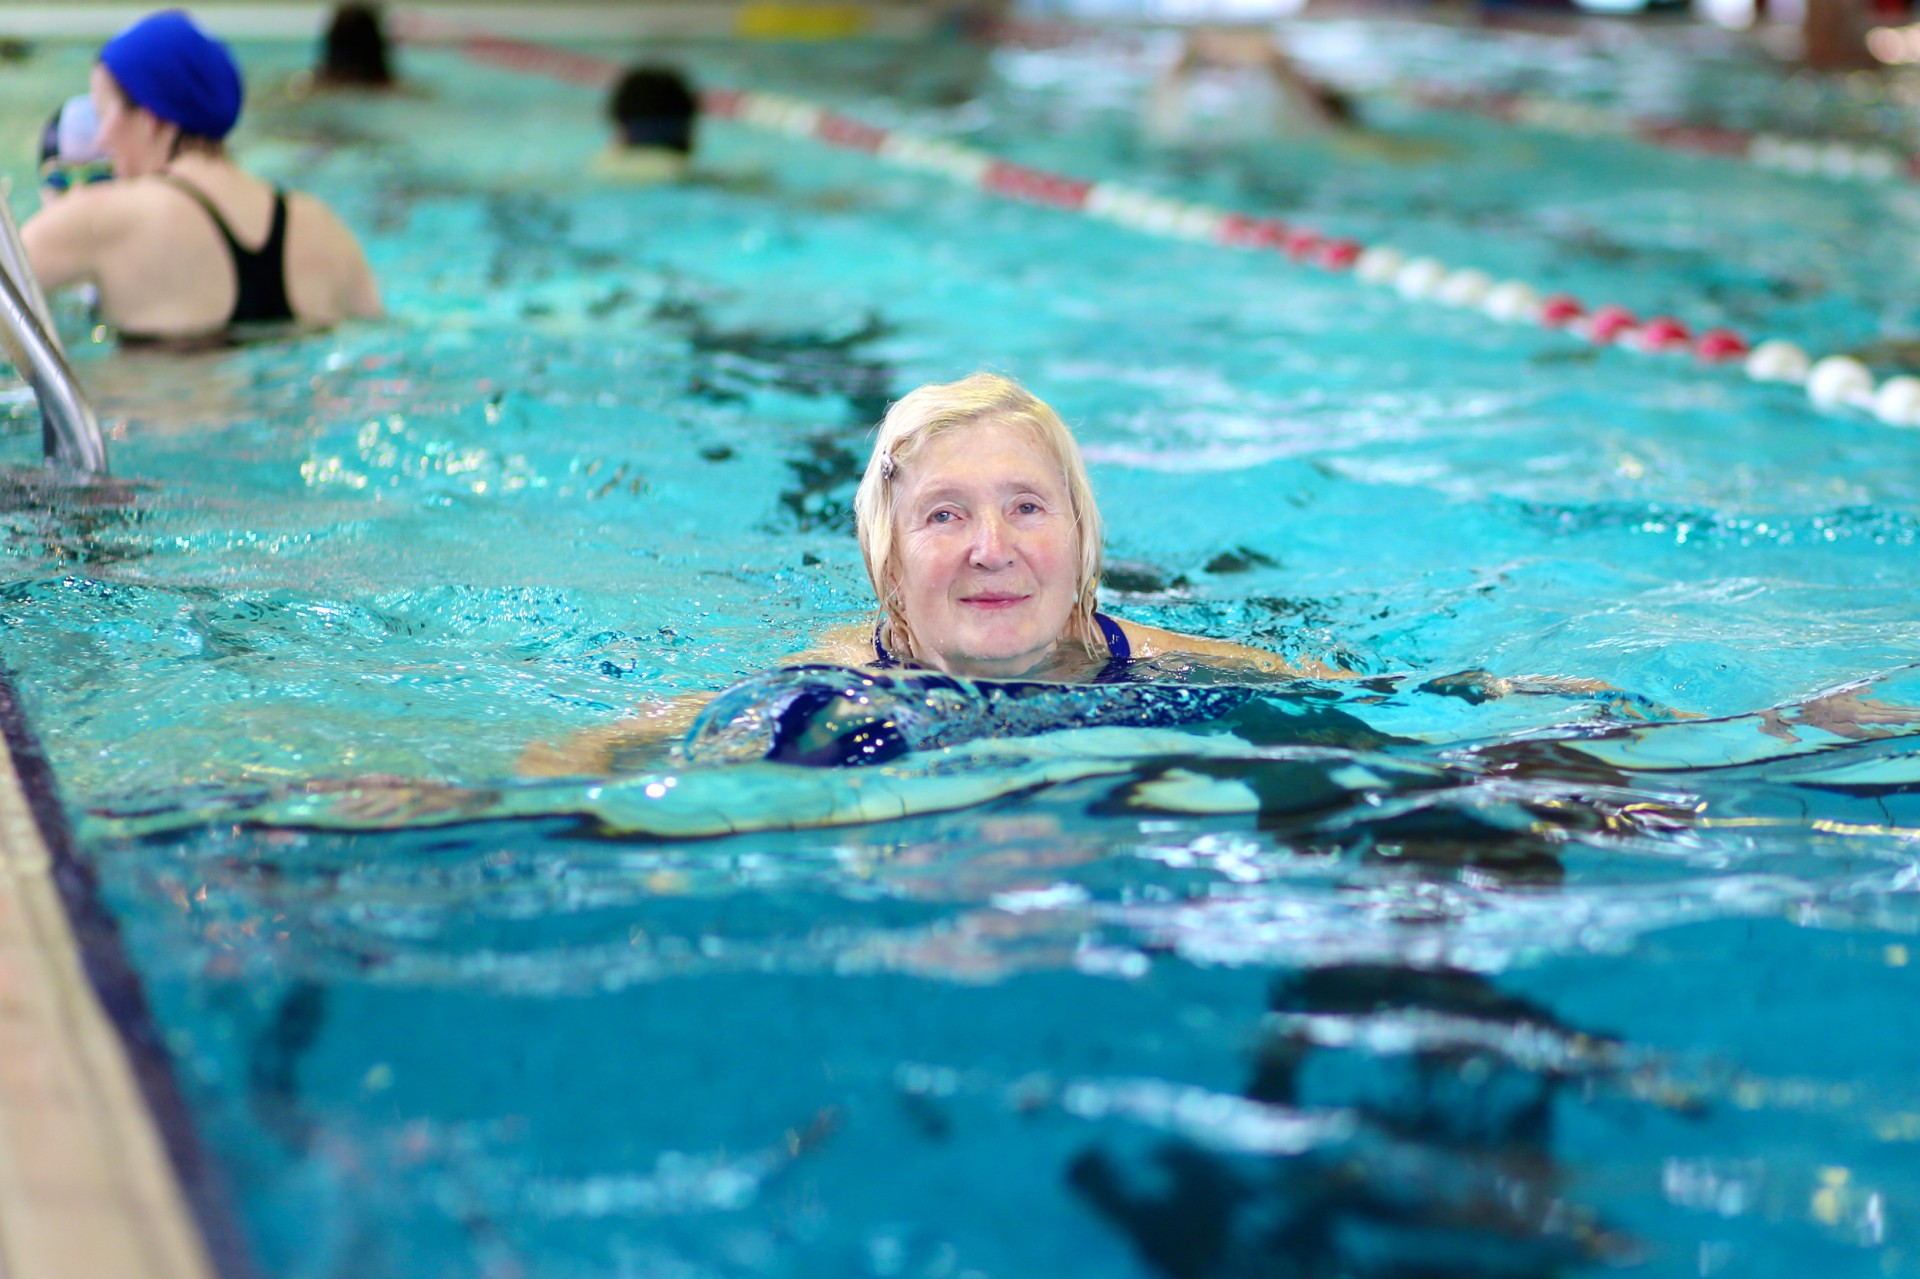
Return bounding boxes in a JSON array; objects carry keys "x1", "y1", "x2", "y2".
[{"x1": 0, "y1": 733, "x2": 216, "y2": 1279}]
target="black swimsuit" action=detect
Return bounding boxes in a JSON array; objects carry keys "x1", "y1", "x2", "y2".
[
  {"x1": 158, "y1": 173, "x2": 296, "y2": 327},
  {"x1": 873, "y1": 612, "x2": 1135, "y2": 682}
]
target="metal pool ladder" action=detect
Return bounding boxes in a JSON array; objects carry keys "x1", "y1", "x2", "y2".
[{"x1": 0, "y1": 182, "x2": 108, "y2": 476}]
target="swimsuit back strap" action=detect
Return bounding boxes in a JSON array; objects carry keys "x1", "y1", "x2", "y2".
[
  {"x1": 157, "y1": 174, "x2": 295, "y2": 325},
  {"x1": 157, "y1": 172, "x2": 244, "y2": 254},
  {"x1": 234, "y1": 188, "x2": 294, "y2": 324}
]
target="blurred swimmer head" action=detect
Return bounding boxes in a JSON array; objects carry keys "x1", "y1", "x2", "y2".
[
  {"x1": 38, "y1": 95, "x2": 113, "y2": 196},
  {"x1": 607, "y1": 65, "x2": 697, "y2": 154},
  {"x1": 318, "y1": 4, "x2": 394, "y2": 88}
]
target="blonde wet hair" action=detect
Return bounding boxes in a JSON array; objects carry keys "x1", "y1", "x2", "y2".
[{"x1": 854, "y1": 372, "x2": 1106, "y2": 664}]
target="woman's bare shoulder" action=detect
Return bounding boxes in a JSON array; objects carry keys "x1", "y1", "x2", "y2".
[
  {"x1": 1115, "y1": 619, "x2": 1349, "y2": 678},
  {"x1": 780, "y1": 620, "x2": 875, "y2": 668}
]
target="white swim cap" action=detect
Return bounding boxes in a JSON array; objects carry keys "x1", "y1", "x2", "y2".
[{"x1": 40, "y1": 94, "x2": 106, "y2": 167}]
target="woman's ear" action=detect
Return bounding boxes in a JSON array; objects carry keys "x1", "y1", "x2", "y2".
[{"x1": 155, "y1": 117, "x2": 184, "y2": 160}]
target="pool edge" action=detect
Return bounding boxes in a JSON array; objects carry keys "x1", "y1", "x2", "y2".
[{"x1": 0, "y1": 668, "x2": 244, "y2": 1279}]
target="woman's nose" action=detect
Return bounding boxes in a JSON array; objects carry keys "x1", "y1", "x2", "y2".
[{"x1": 969, "y1": 513, "x2": 1015, "y2": 567}]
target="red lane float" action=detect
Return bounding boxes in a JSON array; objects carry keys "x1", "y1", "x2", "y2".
[
  {"x1": 1585, "y1": 305, "x2": 1638, "y2": 345},
  {"x1": 1314, "y1": 239, "x2": 1363, "y2": 270},
  {"x1": 983, "y1": 162, "x2": 1095, "y2": 210},
  {"x1": 1537, "y1": 295, "x2": 1586, "y2": 328},
  {"x1": 1217, "y1": 215, "x2": 1289, "y2": 249},
  {"x1": 456, "y1": 33, "x2": 617, "y2": 89},
  {"x1": 818, "y1": 113, "x2": 891, "y2": 153},
  {"x1": 1635, "y1": 316, "x2": 1692, "y2": 353},
  {"x1": 1694, "y1": 329, "x2": 1751, "y2": 363}
]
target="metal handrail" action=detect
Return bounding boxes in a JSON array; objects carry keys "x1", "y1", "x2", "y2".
[{"x1": 0, "y1": 182, "x2": 108, "y2": 477}]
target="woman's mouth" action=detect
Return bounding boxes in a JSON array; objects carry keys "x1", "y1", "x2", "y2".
[{"x1": 960, "y1": 593, "x2": 1029, "y2": 610}]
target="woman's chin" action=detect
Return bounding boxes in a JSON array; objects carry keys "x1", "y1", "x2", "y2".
[{"x1": 935, "y1": 639, "x2": 1055, "y2": 679}]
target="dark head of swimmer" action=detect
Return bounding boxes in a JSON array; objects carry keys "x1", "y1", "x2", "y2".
[
  {"x1": 317, "y1": 3, "x2": 395, "y2": 89},
  {"x1": 607, "y1": 65, "x2": 697, "y2": 154}
]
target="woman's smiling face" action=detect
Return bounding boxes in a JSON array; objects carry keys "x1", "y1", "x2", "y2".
[{"x1": 891, "y1": 418, "x2": 1081, "y2": 678}]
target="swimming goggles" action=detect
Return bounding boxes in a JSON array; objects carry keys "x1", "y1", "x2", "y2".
[{"x1": 39, "y1": 159, "x2": 114, "y2": 193}]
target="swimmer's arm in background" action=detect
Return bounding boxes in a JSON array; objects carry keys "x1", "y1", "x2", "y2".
[
  {"x1": 1116, "y1": 620, "x2": 1352, "y2": 679},
  {"x1": 1252, "y1": 39, "x2": 1350, "y2": 131},
  {"x1": 20, "y1": 183, "x2": 117, "y2": 292}
]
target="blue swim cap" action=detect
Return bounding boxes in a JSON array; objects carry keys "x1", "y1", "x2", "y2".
[{"x1": 99, "y1": 10, "x2": 244, "y2": 140}]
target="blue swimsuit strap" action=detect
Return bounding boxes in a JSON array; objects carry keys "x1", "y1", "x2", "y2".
[{"x1": 874, "y1": 612, "x2": 1132, "y2": 678}]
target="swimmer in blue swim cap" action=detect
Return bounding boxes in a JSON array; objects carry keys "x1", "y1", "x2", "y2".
[{"x1": 22, "y1": 8, "x2": 381, "y2": 342}]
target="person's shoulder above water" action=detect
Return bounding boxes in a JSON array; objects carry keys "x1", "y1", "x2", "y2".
[
  {"x1": 786, "y1": 616, "x2": 1338, "y2": 680},
  {"x1": 786, "y1": 620, "x2": 882, "y2": 670},
  {"x1": 26, "y1": 161, "x2": 382, "y2": 338},
  {"x1": 590, "y1": 146, "x2": 691, "y2": 184},
  {"x1": 276, "y1": 185, "x2": 383, "y2": 322}
]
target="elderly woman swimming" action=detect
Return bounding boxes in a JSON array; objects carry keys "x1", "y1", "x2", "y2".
[
  {"x1": 794, "y1": 372, "x2": 1333, "y2": 679},
  {"x1": 520, "y1": 373, "x2": 1334, "y2": 775}
]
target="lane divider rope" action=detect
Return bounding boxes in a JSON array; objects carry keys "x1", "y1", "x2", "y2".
[{"x1": 411, "y1": 21, "x2": 1920, "y2": 428}]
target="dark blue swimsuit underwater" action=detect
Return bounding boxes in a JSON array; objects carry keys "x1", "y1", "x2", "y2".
[
  {"x1": 873, "y1": 612, "x2": 1134, "y2": 682},
  {"x1": 683, "y1": 613, "x2": 1227, "y2": 767}
]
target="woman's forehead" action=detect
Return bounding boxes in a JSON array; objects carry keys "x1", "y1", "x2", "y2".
[{"x1": 912, "y1": 417, "x2": 1059, "y2": 476}]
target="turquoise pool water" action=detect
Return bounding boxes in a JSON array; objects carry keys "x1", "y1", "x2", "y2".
[{"x1": 3, "y1": 20, "x2": 1920, "y2": 1278}]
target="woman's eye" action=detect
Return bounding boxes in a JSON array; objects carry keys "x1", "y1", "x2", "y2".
[
  {"x1": 928, "y1": 510, "x2": 955, "y2": 525},
  {"x1": 1016, "y1": 501, "x2": 1042, "y2": 516}
]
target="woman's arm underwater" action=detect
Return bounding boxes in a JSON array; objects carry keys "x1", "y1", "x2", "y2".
[
  {"x1": 1120, "y1": 621, "x2": 1695, "y2": 718},
  {"x1": 517, "y1": 697, "x2": 707, "y2": 777},
  {"x1": 516, "y1": 623, "x2": 879, "y2": 777},
  {"x1": 1116, "y1": 619, "x2": 1350, "y2": 679},
  {"x1": 515, "y1": 614, "x2": 1694, "y2": 778}
]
